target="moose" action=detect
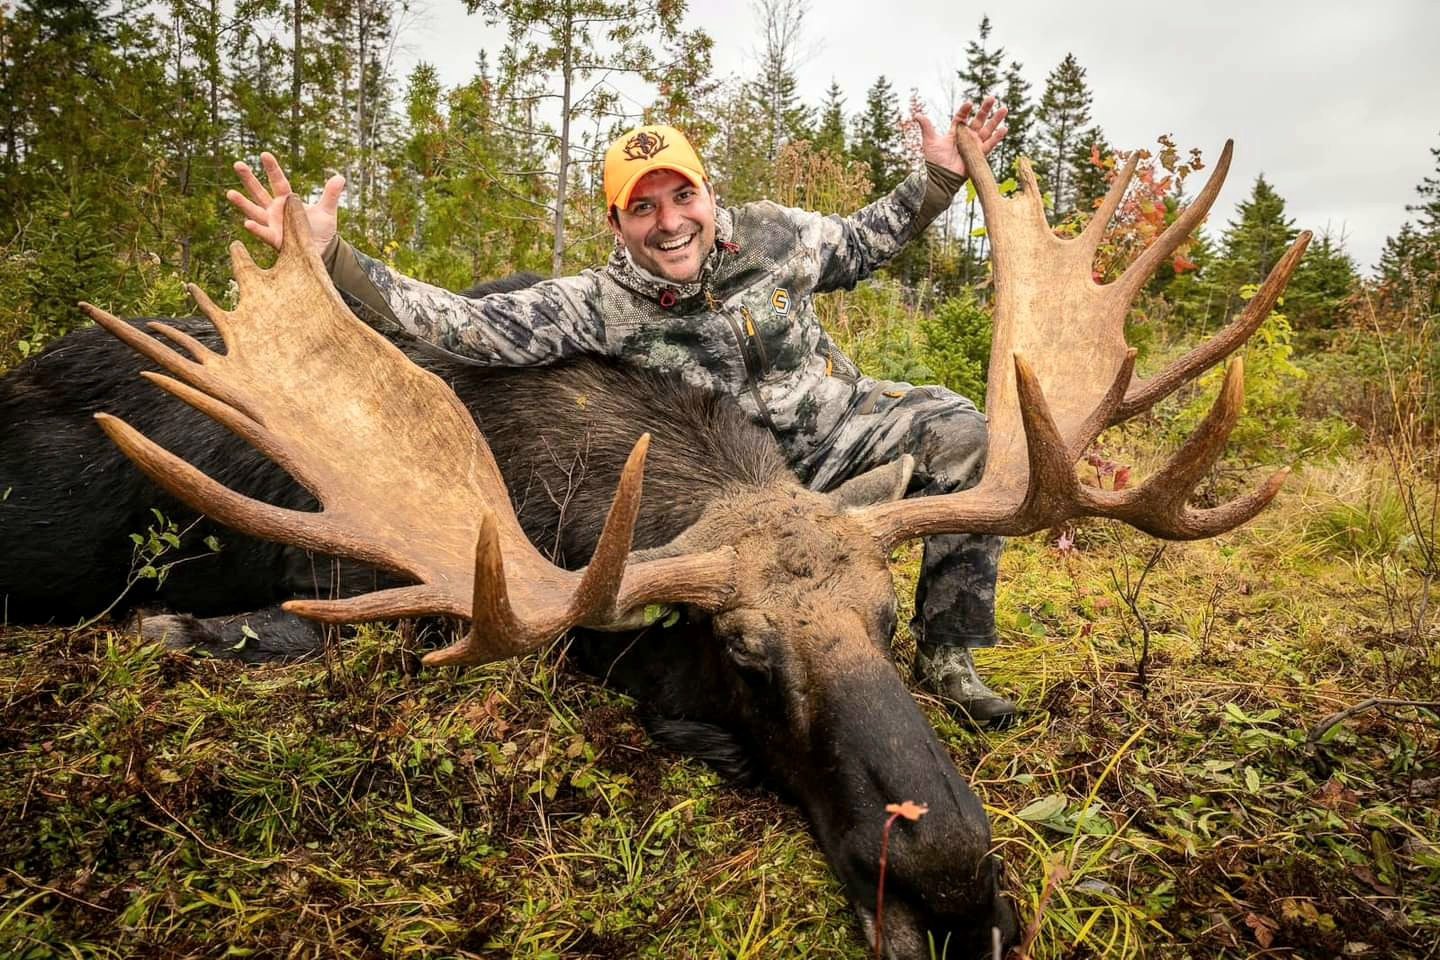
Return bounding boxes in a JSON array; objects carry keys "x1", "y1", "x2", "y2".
[{"x1": 0, "y1": 128, "x2": 1307, "y2": 958}]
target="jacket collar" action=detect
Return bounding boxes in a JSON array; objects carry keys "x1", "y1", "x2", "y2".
[{"x1": 605, "y1": 206, "x2": 736, "y2": 310}]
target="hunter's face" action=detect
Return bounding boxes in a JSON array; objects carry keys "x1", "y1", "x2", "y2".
[{"x1": 611, "y1": 169, "x2": 716, "y2": 285}]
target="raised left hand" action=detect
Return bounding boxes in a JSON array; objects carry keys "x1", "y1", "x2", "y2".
[{"x1": 913, "y1": 96, "x2": 1008, "y2": 179}]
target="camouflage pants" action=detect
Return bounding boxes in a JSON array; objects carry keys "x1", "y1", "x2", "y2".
[{"x1": 792, "y1": 381, "x2": 1003, "y2": 650}]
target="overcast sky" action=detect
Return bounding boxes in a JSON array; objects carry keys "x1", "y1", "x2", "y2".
[{"x1": 394, "y1": 0, "x2": 1440, "y2": 274}]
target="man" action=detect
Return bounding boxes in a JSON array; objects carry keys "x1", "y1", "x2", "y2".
[{"x1": 228, "y1": 99, "x2": 1016, "y2": 726}]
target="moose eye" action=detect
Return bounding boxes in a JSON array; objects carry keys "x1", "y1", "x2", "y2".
[{"x1": 724, "y1": 632, "x2": 771, "y2": 677}]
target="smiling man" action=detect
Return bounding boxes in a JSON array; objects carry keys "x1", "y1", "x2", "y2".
[{"x1": 229, "y1": 100, "x2": 1015, "y2": 726}]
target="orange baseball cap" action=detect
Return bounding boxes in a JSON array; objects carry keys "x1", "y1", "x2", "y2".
[{"x1": 603, "y1": 124, "x2": 707, "y2": 211}]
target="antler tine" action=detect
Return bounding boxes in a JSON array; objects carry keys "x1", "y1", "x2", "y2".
[
  {"x1": 226, "y1": 238, "x2": 267, "y2": 303},
  {"x1": 568, "y1": 434, "x2": 650, "y2": 623},
  {"x1": 1096, "y1": 359, "x2": 1247, "y2": 535},
  {"x1": 422, "y1": 511, "x2": 526, "y2": 667},
  {"x1": 1069, "y1": 348, "x2": 1138, "y2": 463},
  {"x1": 1091, "y1": 360, "x2": 1290, "y2": 540},
  {"x1": 1077, "y1": 151, "x2": 1141, "y2": 259},
  {"x1": 84, "y1": 303, "x2": 203, "y2": 386},
  {"x1": 285, "y1": 585, "x2": 470, "y2": 622},
  {"x1": 93, "y1": 411, "x2": 366, "y2": 561},
  {"x1": 138, "y1": 371, "x2": 331, "y2": 499},
  {"x1": 187, "y1": 278, "x2": 238, "y2": 347},
  {"x1": 147, "y1": 321, "x2": 220, "y2": 364},
  {"x1": 953, "y1": 124, "x2": 1004, "y2": 214},
  {"x1": 1112, "y1": 140, "x2": 1233, "y2": 302},
  {"x1": 1113, "y1": 232, "x2": 1312, "y2": 422}
]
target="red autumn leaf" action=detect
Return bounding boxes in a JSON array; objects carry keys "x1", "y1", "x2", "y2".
[
  {"x1": 1112, "y1": 466, "x2": 1131, "y2": 491},
  {"x1": 885, "y1": 801, "x2": 929, "y2": 821},
  {"x1": 1172, "y1": 253, "x2": 1198, "y2": 274},
  {"x1": 1090, "y1": 142, "x2": 1101, "y2": 167}
]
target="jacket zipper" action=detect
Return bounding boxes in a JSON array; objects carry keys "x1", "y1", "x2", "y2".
[
  {"x1": 741, "y1": 305, "x2": 770, "y2": 373},
  {"x1": 714, "y1": 296, "x2": 777, "y2": 432}
]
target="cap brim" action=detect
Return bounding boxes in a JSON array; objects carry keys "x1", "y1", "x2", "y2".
[{"x1": 612, "y1": 164, "x2": 706, "y2": 211}]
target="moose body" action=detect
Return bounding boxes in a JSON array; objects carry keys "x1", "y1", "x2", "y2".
[{"x1": 0, "y1": 303, "x2": 1018, "y2": 956}]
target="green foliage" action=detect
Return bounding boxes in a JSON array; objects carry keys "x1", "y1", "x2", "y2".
[
  {"x1": 1212, "y1": 175, "x2": 1299, "y2": 323},
  {"x1": 1304, "y1": 481, "x2": 1420, "y2": 562},
  {"x1": 993, "y1": 59, "x2": 1033, "y2": 179},
  {"x1": 1170, "y1": 289, "x2": 1355, "y2": 465},
  {"x1": 918, "y1": 291, "x2": 992, "y2": 406},
  {"x1": 1286, "y1": 230, "x2": 1360, "y2": 338},
  {"x1": 957, "y1": 15, "x2": 1003, "y2": 103},
  {"x1": 745, "y1": 0, "x2": 813, "y2": 164}
]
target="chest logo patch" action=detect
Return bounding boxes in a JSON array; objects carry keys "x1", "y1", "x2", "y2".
[{"x1": 770, "y1": 288, "x2": 790, "y2": 315}]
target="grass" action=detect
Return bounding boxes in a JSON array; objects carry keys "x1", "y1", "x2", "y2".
[{"x1": 2, "y1": 450, "x2": 1438, "y2": 959}]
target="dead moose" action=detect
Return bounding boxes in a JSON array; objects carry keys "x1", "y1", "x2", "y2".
[{"x1": 0, "y1": 129, "x2": 1307, "y2": 958}]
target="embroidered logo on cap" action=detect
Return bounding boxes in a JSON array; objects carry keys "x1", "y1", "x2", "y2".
[{"x1": 623, "y1": 131, "x2": 668, "y2": 161}]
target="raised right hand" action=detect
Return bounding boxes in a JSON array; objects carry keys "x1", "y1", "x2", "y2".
[{"x1": 227, "y1": 152, "x2": 345, "y2": 257}]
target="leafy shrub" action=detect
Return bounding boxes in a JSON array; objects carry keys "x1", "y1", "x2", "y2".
[
  {"x1": 918, "y1": 290, "x2": 992, "y2": 407},
  {"x1": 1169, "y1": 288, "x2": 1357, "y2": 465}
]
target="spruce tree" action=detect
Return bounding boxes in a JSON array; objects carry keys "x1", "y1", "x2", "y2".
[
  {"x1": 851, "y1": 75, "x2": 906, "y2": 198},
  {"x1": 746, "y1": 0, "x2": 812, "y2": 163},
  {"x1": 1286, "y1": 229, "x2": 1358, "y2": 335},
  {"x1": 1034, "y1": 53, "x2": 1093, "y2": 218},
  {"x1": 1407, "y1": 131, "x2": 1440, "y2": 234},
  {"x1": 993, "y1": 59, "x2": 1031, "y2": 178},
  {"x1": 814, "y1": 79, "x2": 846, "y2": 157},
  {"x1": 956, "y1": 15, "x2": 1004, "y2": 271},
  {"x1": 1216, "y1": 174, "x2": 1299, "y2": 320},
  {"x1": 957, "y1": 15, "x2": 1003, "y2": 102},
  {"x1": 1378, "y1": 133, "x2": 1440, "y2": 309}
]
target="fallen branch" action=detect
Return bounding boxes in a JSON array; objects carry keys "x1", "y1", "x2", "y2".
[{"x1": 1306, "y1": 698, "x2": 1440, "y2": 746}]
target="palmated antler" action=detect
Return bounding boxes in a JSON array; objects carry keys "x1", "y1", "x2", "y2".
[
  {"x1": 85, "y1": 198, "x2": 736, "y2": 666},
  {"x1": 859, "y1": 131, "x2": 1308, "y2": 549}
]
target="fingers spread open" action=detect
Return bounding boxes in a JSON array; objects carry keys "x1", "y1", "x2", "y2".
[
  {"x1": 260, "y1": 152, "x2": 293, "y2": 196},
  {"x1": 226, "y1": 188, "x2": 268, "y2": 223},
  {"x1": 232, "y1": 162, "x2": 272, "y2": 207}
]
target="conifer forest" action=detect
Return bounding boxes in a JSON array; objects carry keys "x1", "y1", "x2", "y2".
[{"x1": 1, "y1": 1, "x2": 1437, "y2": 956}]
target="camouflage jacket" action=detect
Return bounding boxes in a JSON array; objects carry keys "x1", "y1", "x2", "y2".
[{"x1": 325, "y1": 163, "x2": 966, "y2": 463}]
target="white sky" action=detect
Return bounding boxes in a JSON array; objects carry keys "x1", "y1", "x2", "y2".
[{"x1": 393, "y1": 0, "x2": 1440, "y2": 274}]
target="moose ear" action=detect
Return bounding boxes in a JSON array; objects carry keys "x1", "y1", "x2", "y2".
[{"x1": 827, "y1": 455, "x2": 916, "y2": 510}]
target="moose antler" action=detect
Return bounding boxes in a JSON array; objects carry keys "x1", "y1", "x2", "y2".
[
  {"x1": 83, "y1": 198, "x2": 736, "y2": 666},
  {"x1": 858, "y1": 130, "x2": 1308, "y2": 549}
]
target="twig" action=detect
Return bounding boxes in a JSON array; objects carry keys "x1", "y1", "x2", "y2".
[
  {"x1": 1014, "y1": 859, "x2": 1070, "y2": 959},
  {"x1": 1307, "y1": 698, "x2": 1440, "y2": 745}
]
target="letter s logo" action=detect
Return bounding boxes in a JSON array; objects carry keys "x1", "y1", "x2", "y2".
[{"x1": 770, "y1": 288, "x2": 790, "y2": 315}]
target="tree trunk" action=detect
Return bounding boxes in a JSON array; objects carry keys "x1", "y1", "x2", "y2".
[
  {"x1": 290, "y1": 0, "x2": 302, "y2": 159},
  {"x1": 550, "y1": 9, "x2": 573, "y2": 278}
]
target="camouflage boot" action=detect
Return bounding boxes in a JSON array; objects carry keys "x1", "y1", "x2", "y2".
[
  {"x1": 913, "y1": 642, "x2": 1017, "y2": 729},
  {"x1": 911, "y1": 532, "x2": 1016, "y2": 729}
]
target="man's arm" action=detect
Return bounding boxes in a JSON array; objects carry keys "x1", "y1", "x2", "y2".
[
  {"x1": 324, "y1": 238, "x2": 606, "y2": 365},
  {"x1": 786, "y1": 98, "x2": 1008, "y2": 294},
  {"x1": 228, "y1": 152, "x2": 605, "y2": 365}
]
